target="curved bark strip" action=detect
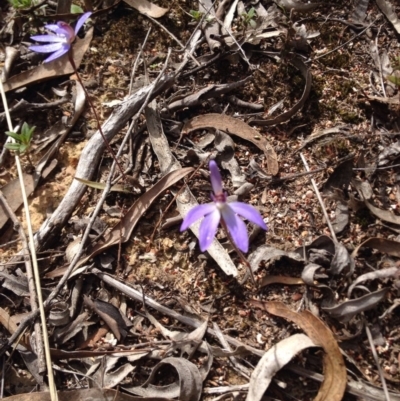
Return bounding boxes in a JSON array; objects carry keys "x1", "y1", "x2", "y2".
[
  {"x1": 182, "y1": 113, "x2": 279, "y2": 175},
  {"x1": 34, "y1": 75, "x2": 174, "y2": 251},
  {"x1": 251, "y1": 301, "x2": 347, "y2": 401},
  {"x1": 249, "y1": 57, "x2": 312, "y2": 127}
]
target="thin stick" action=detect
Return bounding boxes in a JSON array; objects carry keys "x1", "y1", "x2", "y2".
[
  {"x1": 0, "y1": 80, "x2": 58, "y2": 401},
  {"x1": 312, "y1": 18, "x2": 379, "y2": 62},
  {"x1": 375, "y1": 24, "x2": 386, "y2": 99},
  {"x1": 270, "y1": 167, "x2": 326, "y2": 183},
  {"x1": 300, "y1": 153, "x2": 337, "y2": 242},
  {"x1": 145, "y1": 15, "x2": 200, "y2": 67},
  {"x1": 129, "y1": 28, "x2": 152, "y2": 95},
  {"x1": 213, "y1": 10, "x2": 251, "y2": 67},
  {"x1": 365, "y1": 324, "x2": 391, "y2": 401}
]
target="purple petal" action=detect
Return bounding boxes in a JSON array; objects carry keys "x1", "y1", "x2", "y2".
[
  {"x1": 209, "y1": 160, "x2": 224, "y2": 195},
  {"x1": 43, "y1": 45, "x2": 69, "y2": 62},
  {"x1": 44, "y1": 24, "x2": 59, "y2": 32},
  {"x1": 180, "y1": 203, "x2": 217, "y2": 231},
  {"x1": 229, "y1": 202, "x2": 267, "y2": 230},
  {"x1": 29, "y1": 43, "x2": 64, "y2": 53},
  {"x1": 30, "y1": 34, "x2": 66, "y2": 43},
  {"x1": 199, "y1": 209, "x2": 220, "y2": 251},
  {"x1": 74, "y1": 12, "x2": 92, "y2": 35},
  {"x1": 221, "y1": 205, "x2": 249, "y2": 253}
]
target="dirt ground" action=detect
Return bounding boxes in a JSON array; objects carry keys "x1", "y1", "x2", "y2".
[{"x1": 1, "y1": 0, "x2": 400, "y2": 400}]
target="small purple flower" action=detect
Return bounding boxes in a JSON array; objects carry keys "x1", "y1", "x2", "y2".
[
  {"x1": 181, "y1": 160, "x2": 267, "y2": 253},
  {"x1": 29, "y1": 12, "x2": 92, "y2": 63}
]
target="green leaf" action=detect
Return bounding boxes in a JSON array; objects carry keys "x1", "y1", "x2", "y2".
[
  {"x1": 21, "y1": 122, "x2": 35, "y2": 140},
  {"x1": 189, "y1": 10, "x2": 203, "y2": 21},
  {"x1": 7, "y1": 0, "x2": 32, "y2": 9},
  {"x1": 71, "y1": 4, "x2": 84, "y2": 13},
  {"x1": 5, "y1": 143, "x2": 22, "y2": 151},
  {"x1": 247, "y1": 7, "x2": 255, "y2": 19},
  {"x1": 19, "y1": 143, "x2": 29, "y2": 153},
  {"x1": 5, "y1": 131, "x2": 22, "y2": 142},
  {"x1": 387, "y1": 75, "x2": 400, "y2": 86}
]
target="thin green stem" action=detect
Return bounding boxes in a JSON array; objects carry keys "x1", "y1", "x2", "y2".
[
  {"x1": 220, "y1": 220, "x2": 257, "y2": 286},
  {"x1": 68, "y1": 52, "x2": 126, "y2": 178}
]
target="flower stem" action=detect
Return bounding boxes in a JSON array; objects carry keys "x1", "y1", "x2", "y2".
[
  {"x1": 220, "y1": 220, "x2": 257, "y2": 286},
  {"x1": 68, "y1": 52, "x2": 126, "y2": 177}
]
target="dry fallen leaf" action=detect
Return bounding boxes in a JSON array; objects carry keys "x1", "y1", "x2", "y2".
[
  {"x1": 352, "y1": 179, "x2": 400, "y2": 225},
  {"x1": 375, "y1": 0, "x2": 400, "y2": 34},
  {"x1": 123, "y1": 357, "x2": 203, "y2": 401},
  {"x1": 249, "y1": 57, "x2": 312, "y2": 128},
  {"x1": 260, "y1": 275, "x2": 305, "y2": 287},
  {"x1": 249, "y1": 244, "x2": 304, "y2": 274},
  {"x1": 322, "y1": 288, "x2": 389, "y2": 322},
  {"x1": 123, "y1": 0, "x2": 168, "y2": 18},
  {"x1": 275, "y1": 0, "x2": 321, "y2": 12},
  {"x1": 246, "y1": 333, "x2": 316, "y2": 401},
  {"x1": 249, "y1": 301, "x2": 347, "y2": 401},
  {"x1": 83, "y1": 295, "x2": 128, "y2": 341},
  {"x1": 352, "y1": 237, "x2": 400, "y2": 258},
  {"x1": 347, "y1": 267, "x2": 398, "y2": 298}
]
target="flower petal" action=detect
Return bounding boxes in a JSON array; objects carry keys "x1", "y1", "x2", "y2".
[
  {"x1": 44, "y1": 24, "x2": 59, "y2": 32},
  {"x1": 74, "y1": 12, "x2": 92, "y2": 35},
  {"x1": 180, "y1": 203, "x2": 217, "y2": 231},
  {"x1": 221, "y1": 205, "x2": 249, "y2": 253},
  {"x1": 29, "y1": 43, "x2": 64, "y2": 53},
  {"x1": 229, "y1": 202, "x2": 267, "y2": 230},
  {"x1": 199, "y1": 209, "x2": 220, "y2": 251},
  {"x1": 43, "y1": 45, "x2": 69, "y2": 62},
  {"x1": 30, "y1": 34, "x2": 65, "y2": 43},
  {"x1": 209, "y1": 160, "x2": 224, "y2": 196}
]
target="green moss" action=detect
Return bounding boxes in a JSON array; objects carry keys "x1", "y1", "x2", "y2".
[
  {"x1": 311, "y1": 75, "x2": 362, "y2": 123},
  {"x1": 323, "y1": 53, "x2": 351, "y2": 69},
  {"x1": 339, "y1": 110, "x2": 361, "y2": 123}
]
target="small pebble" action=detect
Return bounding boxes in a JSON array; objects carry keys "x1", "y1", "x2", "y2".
[{"x1": 292, "y1": 293, "x2": 303, "y2": 301}]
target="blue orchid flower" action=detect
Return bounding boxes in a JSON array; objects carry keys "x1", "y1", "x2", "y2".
[
  {"x1": 181, "y1": 160, "x2": 267, "y2": 252},
  {"x1": 29, "y1": 12, "x2": 92, "y2": 63}
]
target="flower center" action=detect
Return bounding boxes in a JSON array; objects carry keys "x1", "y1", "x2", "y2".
[
  {"x1": 57, "y1": 22, "x2": 76, "y2": 43},
  {"x1": 212, "y1": 192, "x2": 227, "y2": 204}
]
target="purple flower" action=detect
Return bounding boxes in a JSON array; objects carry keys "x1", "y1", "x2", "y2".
[
  {"x1": 181, "y1": 160, "x2": 267, "y2": 253},
  {"x1": 29, "y1": 12, "x2": 92, "y2": 63}
]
